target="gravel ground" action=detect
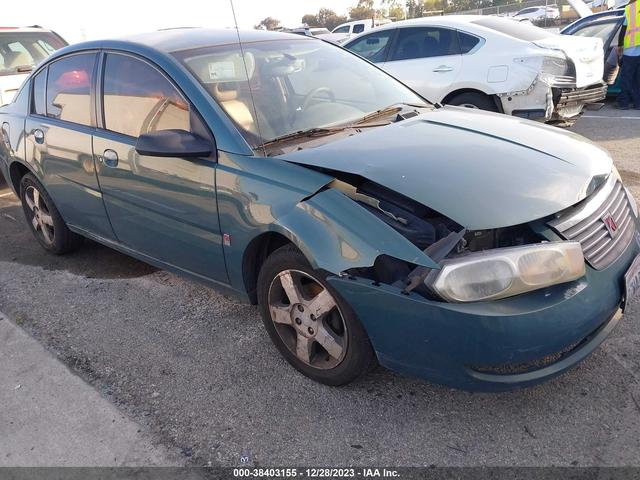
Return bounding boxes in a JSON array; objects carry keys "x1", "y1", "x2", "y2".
[{"x1": 1, "y1": 104, "x2": 640, "y2": 467}]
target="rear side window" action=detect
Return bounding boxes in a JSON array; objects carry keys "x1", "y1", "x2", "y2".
[
  {"x1": 347, "y1": 30, "x2": 393, "y2": 63},
  {"x1": 31, "y1": 68, "x2": 47, "y2": 115},
  {"x1": 458, "y1": 32, "x2": 481, "y2": 54},
  {"x1": 46, "y1": 53, "x2": 96, "y2": 126},
  {"x1": 390, "y1": 27, "x2": 460, "y2": 61},
  {"x1": 102, "y1": 53, "x2": 190, "y2": 138},
  {"x1": 353, "y1": 23, "x2": 366, "y2": 34}
]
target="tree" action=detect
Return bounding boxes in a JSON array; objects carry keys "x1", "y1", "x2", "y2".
[
  {"x1": 382, "y1": 0, "x2": 405, "y2": 19},
  {"x1": 349, "y1": 0, "x2": 376, "y2": 20},
  {"x1": 302, "y1": 8, "x2": 348, "y2": 30},
  {"x1": 254, "y1": 17, "x2": 281, "y2": 30}
]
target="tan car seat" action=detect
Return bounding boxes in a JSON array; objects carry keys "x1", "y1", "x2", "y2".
[{"x1": 5, "y1": 51, "x2": 33, "y2": 69}]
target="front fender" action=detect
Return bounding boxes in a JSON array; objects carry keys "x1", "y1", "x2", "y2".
[
  {"x1": 275, "y1": 188, "x2": 439, "y2": 274},
  {"x1": 216, "y1": 152, "x2": 438, "y2": 295}
]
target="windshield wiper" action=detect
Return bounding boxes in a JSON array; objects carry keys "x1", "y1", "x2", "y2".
[
  {"x1": 351, "y1": 102, "x2": 428, "y2": 126},
  {"x1": 262, "y1": 127, "x2": 345, "y2": 148}
]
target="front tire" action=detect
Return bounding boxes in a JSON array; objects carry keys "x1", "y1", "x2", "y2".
[
  {"x1": 19, "y1": 173, "x2": 84, "y2": 254},
  {"x1": 257, "y1": 245, "x2": 376, "y2": 386}
]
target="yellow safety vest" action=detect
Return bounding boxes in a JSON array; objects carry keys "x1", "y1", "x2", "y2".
[{"x1": 624, "y1": 1, "x2": 640, "y2": 49}]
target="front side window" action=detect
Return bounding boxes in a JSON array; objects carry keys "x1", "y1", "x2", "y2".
[
  {"x1": 102, "y1": 53, "x2": 190, "y2": 138},
  {"x1": 173, "y1": 39, "x2": 426, "y2": 149},
  {"x1": 390, "y1": 27, "x2": 460, "y2": 61},
  {"x1": 346, "y1": 30, "x2": 393, "y2": 63},
  {"x1": 46, "y1": 53, "x2": 96, "y2": 126},
  {"x1": 333, "y1": 25, "x2": 350, "y2": 34}
]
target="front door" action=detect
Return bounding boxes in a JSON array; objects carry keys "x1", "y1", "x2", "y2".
[
  {"x1": 92, "y1": 52, "x2": 227, "y2": 283},
  {"x1": 383, "y1": 26, "x2": 463, "y2": 103}
]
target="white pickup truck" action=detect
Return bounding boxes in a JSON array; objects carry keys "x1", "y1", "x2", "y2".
[{"x1": 0, "y1": 27, "x2": 67, "y2": 105}]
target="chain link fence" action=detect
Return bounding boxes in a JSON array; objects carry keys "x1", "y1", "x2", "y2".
[{"x1": 435, "y1": 0, "x2": 602, "y2": 29}]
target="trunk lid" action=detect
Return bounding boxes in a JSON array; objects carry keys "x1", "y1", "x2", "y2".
[{"x1": 535, "y1": 35, "x2": 604, "y2": 88}]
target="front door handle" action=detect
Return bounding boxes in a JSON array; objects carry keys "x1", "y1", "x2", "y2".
[
  {"x1": 100, "y1": 149, "x2": 119, "y2": 168},
  {"x1": 433, "y1": 65, "x2": 453, "y2": 73},
  {"x1": 33, "y1": 129, "x2": 45, "y2": 144}
]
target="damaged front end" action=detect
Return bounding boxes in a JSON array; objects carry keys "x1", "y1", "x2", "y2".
[
  {"x1": 325, "y1": 174, "x2": 584, "y2": 304},
  {"x1": 295, "y1": 168, "x2": 638, "y2": 391}
]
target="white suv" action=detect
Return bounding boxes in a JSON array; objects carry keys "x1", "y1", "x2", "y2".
[{"x1": 0, "y1": 27, "x2": 67, "y2": 105}]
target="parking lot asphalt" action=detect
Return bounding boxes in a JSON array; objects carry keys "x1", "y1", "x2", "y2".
[{"x1": 1, "y1": 103, "x2": 640, "y2": 467}]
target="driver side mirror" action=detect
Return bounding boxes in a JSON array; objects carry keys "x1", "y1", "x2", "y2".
[{"x1": 135, "y1": 129, "x2": 213, "y2": 158}]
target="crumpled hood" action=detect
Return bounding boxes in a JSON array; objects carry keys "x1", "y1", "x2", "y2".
[{"x1": 280, "y1": 107, "x2": 613, "y2": 230}]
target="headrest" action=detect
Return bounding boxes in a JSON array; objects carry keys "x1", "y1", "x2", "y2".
[{"x1": 187, "y1": 51, "x2": 255, "y2": 84}]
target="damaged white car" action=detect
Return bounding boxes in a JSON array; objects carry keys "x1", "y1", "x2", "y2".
[{"x1": 344, "y1": 15, "x2": 607, "y2": 124}]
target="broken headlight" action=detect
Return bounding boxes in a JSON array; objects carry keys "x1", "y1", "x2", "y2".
[
  {"x1": 426, "y1": 242, "x2": 585, "y2": 303},
  {"x1": 540, "y1": 55, "x2": 576, "y2": 87}
]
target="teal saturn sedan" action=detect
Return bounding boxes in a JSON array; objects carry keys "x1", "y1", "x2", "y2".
[{"x1": 1, "y1": 28, "x2": 639, "y2": 391}]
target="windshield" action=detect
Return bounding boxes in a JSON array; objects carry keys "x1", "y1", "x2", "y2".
[
  {"x1": 173, "y1": 38, "x2": 426, "y2": 148},
  {"x1": 472, "y1": 17, "x2": 552, "y2": 42},
  {"x1": 0, "y1": 31, "x2": 66, "y2": 76}
]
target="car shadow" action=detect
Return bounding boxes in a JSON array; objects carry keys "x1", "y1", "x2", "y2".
[{"x1": 0, "y1": 186, "x2": 157, "y2": 280}]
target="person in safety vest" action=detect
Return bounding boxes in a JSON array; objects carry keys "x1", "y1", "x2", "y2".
[{"x1": 616, "y1": 0, "x2": 640, "y2": 109}]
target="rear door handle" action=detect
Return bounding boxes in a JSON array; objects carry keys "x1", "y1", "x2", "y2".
[
  {"x1": 433, "y1": 65, "x2": 453, "y2": 73},
  {"x1": 99, "y1": 149, "x2": 119, "y2": 168}
]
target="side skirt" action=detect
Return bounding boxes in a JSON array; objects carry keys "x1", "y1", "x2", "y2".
[{"x1": 68, "y1": 224, "x2": 249, "y2": 303}]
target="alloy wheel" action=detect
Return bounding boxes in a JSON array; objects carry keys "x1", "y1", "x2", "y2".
[
  {"x1": 24, "y1": 185, "x2": 55, "y2": 246},
  {"x1": 267, "y1": 269, "x2": 348, "y2": 369}
]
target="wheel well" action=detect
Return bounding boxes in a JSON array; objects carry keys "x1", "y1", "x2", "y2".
[
  {"x1": 242, "y1": 232, "x2": 293, "y2": 304},
  {"x1": 9, "y1": 162, "x2": 30, "y2": 195},
  {"x1": 442, "y1": 89, "x2": 503, "y2": 113}
]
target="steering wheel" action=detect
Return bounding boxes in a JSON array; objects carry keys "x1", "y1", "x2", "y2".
[{"x1": 299, "y1": 87, "x2": 336, "y2": 113}]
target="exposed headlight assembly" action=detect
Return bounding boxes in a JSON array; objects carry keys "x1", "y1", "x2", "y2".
[{"x1": 426, "y1": 242, "x2": 585, "y2": 303}]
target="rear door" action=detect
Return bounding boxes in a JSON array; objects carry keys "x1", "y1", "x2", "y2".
[
  {"x1": 24, "y1": 52, "x2": 116, "y2": 240},
  {"x1": 382, "y1": 26, "x2": 463, "y2": 103},
  {"x1": 92, "y1": 51, "x2": 227, "y2": 283}
]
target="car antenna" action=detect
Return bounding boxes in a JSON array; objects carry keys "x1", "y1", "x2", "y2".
[{"x1": 230, "y1": 0, "x2": 267, "y2": 157}]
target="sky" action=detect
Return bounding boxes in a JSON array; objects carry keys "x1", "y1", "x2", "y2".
[{"x1": 3, "y1": 0, "x2": 372, "y2": 44}]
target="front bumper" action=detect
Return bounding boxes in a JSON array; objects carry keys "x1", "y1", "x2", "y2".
[{"x1": 328, "y1": 222, "x2": 639, "y2": 391}]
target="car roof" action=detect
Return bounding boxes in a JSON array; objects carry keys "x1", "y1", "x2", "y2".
[
  {"x1": 118, "y1": 27, "x2": 310, "y2": 53},
  {"x1": 0, "y1": 26, "x2": 57, "y2": 33},
  {"x1": 365, "y1": 15, "x2": 503, "y2": 31}
]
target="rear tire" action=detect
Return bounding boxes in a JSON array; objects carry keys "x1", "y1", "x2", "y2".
[
  {"x1": 257, "y1": 244, "x2": 376, "y2": 386},
  {"x1": 447, "y1": 92, "x2": 499, "y2": 112},
  {"x1": 19, "y1": 173, "x2": 84, "y2": 255}
]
